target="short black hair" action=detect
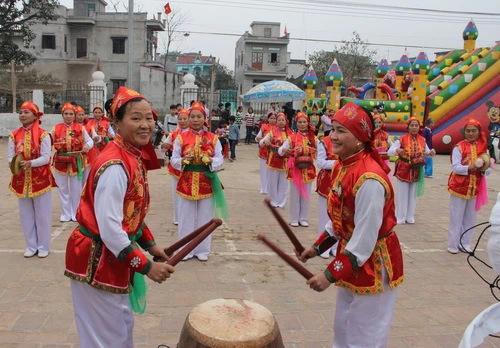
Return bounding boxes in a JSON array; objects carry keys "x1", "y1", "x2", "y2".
[
  {"x1": 190, "y1": 100, "x2": 195, "y2": 106},
  {"x1": 114, "y1": 97, "x2": 144, "y2": 121},
  {"x1": 176, "y1": 103, "x2": 182, "y2": 108},
  {"x1": 229, "y1": 116, "x2": 236, "y2": 122},
  {"x1": 104, "y1": 98, "x2": 113, "y2": 115},
  {"x1": 225, "y1": 102, "x2": 231, "y2": 108},
  {"x1": 170, "y1": 104, "x2": 177, "y2": 109},
  {"x1": 218, "y1": 103, "x2": 223, "y2": 108}
]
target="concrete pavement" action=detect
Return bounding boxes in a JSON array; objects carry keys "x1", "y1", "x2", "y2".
[{"x1": 0, "y1": 138, "x2": 499, "y2": 347}]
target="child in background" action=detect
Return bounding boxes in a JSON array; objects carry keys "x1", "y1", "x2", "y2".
[
  {"x1": 422, "y1": 118, "x2": 434, "y2": 178},
  {"x1": 216, "y1": 121, "x2": 229, "y2": 158},
  {"x1": 228, "y1": 116, "x2": 239, "y2": 162}
]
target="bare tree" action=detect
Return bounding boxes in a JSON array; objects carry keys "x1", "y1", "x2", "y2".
[{"x1": 108, "y1": 0, "x2": 121, "y2": 12}]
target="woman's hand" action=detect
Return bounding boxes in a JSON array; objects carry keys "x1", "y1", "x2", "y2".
[
  {"x1": 161, "y1": 142, "x2": 172, "y2": 150},
  {"x1": 429, "y1": 149, "x2": 436, "y2": 156},
  {"x1": 468, "y1": 164, "x2": 478, "y2": 172},
  {"x1": 148, "y1": 245, "x2": 169, "y2": 262},
  {"x1": 20, "y1": 160, "x2": 31, "y2": 170},
  {"x1": 93, "y1": 135, "x2": 100, "y2": 143},
  {"x1": 396, "y1": 148, "x2": 406, "y2": 156},
  {"x1": 182, "y1": 154, "x2": 194, "y2": 163},
  {"x1": 82, "y1": 144, "x2": 90, "y2": 154},
  {"x1": 296, "y1": 247, "x2": 317, "y2": 263},
  {"x1": 147, "y1": 262, "x2": 175, "y2": 284},
  {"x1": 264, "y1": 140, "x2": 271, "y2": 147},
  {"x1": 306, "y1": 272, "x2": 332, "y2": 292}
]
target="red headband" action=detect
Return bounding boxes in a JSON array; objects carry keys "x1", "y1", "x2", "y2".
[
  {"x1": 332, "y1": 102, "x2": 373, "y2": 143},
  {"x1": 178, "y1": 108, "x2": 190, "y2": 116},
  {"x1": 93, "y1": 105, "x2": 104, "y2": 113},
  {"x1": 110, "y1": 86, "x2": 145, "y2": 117},
  {"x1": 464, "y1": 118, "x2": 482, "y2": 131},
  {"x1": 407, "y1": 117, "x2": 421, "y2": 127},
  {"x1": 75, "y1": 106, "x2": 85, "y2": 115},
  {"x1": 61, "y1": 102, "x2": 76, "y2": 114},
  {"x1": 295, "y1": 112, "x2": 308, "y2": 122},
  {"x1": 20, "y1": 101, "x2": 43, "y2": 118},
  {"x1": 190, "y1": 102, "x2": 206, "y2": 118}
]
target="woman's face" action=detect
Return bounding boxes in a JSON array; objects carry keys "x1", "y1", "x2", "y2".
[
  {"x1": 75, "y1": 112, "x2": 86, "y2": 124},
  {"x1": 297, "y1": 118, "x2": 308, "y2": 132},
  {"x1": 62, "y1": 110, "x2": 75, "y2": 125},
  {"x1": 464, "y1": 125, "x2": 480, "y2": 142},
  {"x1": 178, "y1": 113, "x2": 189, "y2": 129},
  {"x1": 18, "y1": 109, "x2": 37, "y2": 127},
  {"x1": 267, "y1": 115, "x2": 276, "y2": 125},
  {"x1": 115, "y1": 99, "x2": 155, "y2": 147},
  {"x1": 408, "y1": 120, "x2": 420, "y2": 135},
  {"x1": 93, "y1": 108, "x2": 103, "y2": 120},
  {"x1": 329, "y1": 121, "x2": 360, "y2": 159},
  {"x1": 374, "y1": 118, "x2": 382, "y2": 130},
  {"x1": 277, "y1": 115, "x2": 287, "y2": 128},
  {"x1": 189, "y1": 110, "x2": 205, "y2": 131}
]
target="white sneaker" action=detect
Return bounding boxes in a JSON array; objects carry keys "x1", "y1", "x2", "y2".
[
  {"x1": 290, "y1": 222, "x2": 299, "y2": 227},
  {"x1": 24, "y1": 249, "x2": 37, "y2": 258},
  {"x1": 38, "y1": 251, "x2": 49, "y2": 258},
  {"x1": 299, "y1": 221, "x2": 309, "y2": 227},
  {"x1": 196, "y1": 255, "x2": 208, "y2": 262},
  {"x1": 60, "y1": 216, "x2": 71, "y2": 222},
  {"x1": 447, "y1": 248, "x2": 459, "y2": 254},
  {"x1": 182, "y1": 254, "x2": 194, "y2": 261},
  {"x1": 173, "y1": 221, "x2": 179, "y2": 225},
  {"x1": 320, "y1": 252, "x2": 330, "y2": 259}
]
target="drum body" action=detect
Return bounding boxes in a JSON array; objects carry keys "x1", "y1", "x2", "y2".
[
  {"x1": 410, "y1": 156, "x2": 425, "y2": 169},
  {"x1": 294, "y1": 155, "x2": 313, "y2": 169},
  {"x1": 178, "y1": 298, "x2": 285, "y2": 348}
]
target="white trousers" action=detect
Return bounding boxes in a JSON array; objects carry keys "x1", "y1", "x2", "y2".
[
  {"x1": 54, "y1": 172, "x2": 83, "y2": 220},
  {"x1": 259, "y1": 158, "x2": 269, "y2": 194},
  {"x1": 332, "y1": 268, "x2": 398, "y2": 348},
  {"x1": 448, "y1": 195, "x2": 476, "y2": 250},
  {"x1": 70, "y1": 280, "x2": 134, "y2": 348},
  {"x1": 83, "y1": 166, "x2": 90, "y2": 183},
  {"x1": 178, "y1": 197, "x2": 214, "y2": 258},
  {"x1": 395, "y1": 179, "x2": 417, "y2": 224},
  {"x1": 170, "y1": 177, "x2": 180, "y2": 224},
  {"x1": 18, "y1": 191, "x2": 52, "y2": 253},
  {"x1": 267, "y1": 169, "x2": 288, "y2": 208},
  {"x1": 289, "y1": 181, "x2": 312, "y2": 223}
]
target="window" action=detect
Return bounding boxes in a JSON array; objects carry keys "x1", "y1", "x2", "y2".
[
  {"x1": 76, "y1": 38, "x2": 87, "y2": 58},
  {"x1": 112, "y1": 38, "x2": 126, "y2": 54},
  {"x1": 64, "y1": 35, "x2": 67, "y2": 53},
  {"x1": 269, "y1": 52, "x2": 280, "y2": 65},
  {"x1": 252, "y1": 52, "x2": 263, "y2": 70},
  {"x1": 111, "y1": 79, "x2": 126, "y2": 93},
  {"x1": 42, "y1": 35, "x2": 56, "y2": 49},
  {"x1": 88, "y1": 2, "x2": 96, "y2": 16},
  {"x1": 264, "y1": 28, "x2": 271, "y2": 38}
]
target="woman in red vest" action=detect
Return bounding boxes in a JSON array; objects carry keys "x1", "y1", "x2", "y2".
[
  {"x1": 87, "y1": 105, "x2": 115, "y2": 151},
  {"x1": 297, "y1": 102, "x2": 404, "y2": 348},
  {"x1": 74, "y1": 105, "x2": 96, "y2": 182},
  {"x1": 259, "y1": 112, "x2": 293, "y2": 208},
  {"x1": 8, "y1": 101, "x2": 55, "y2": 258},
  {"x1": 278, "y1": 112, "x2": 317, "y2": 227},
  {"x1": 447, "y1": 119, "x2": 492, "y2": 253},
  {"x1": 170, "y1": 102, "x2": 227, "y2": 261},
  {"x1": 388, "y1": 117, "x2": 435, "y2": 224},
  {"x1": 255, "y1": 110, "x2": 277, "y2": 195},
  {"x1": 161, "y1": 108, "x2": 190, "y2": 225},
  {"x1": 315, "y1": 133, "x2": 337, "y2": 258},
  {"x1": 52, "y1": 103, "x2": 93, "y2": 222},
  {"x1": 64, "y1": 87, "x2": 174, "y2": 347}
]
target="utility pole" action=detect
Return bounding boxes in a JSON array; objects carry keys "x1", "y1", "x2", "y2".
[
  {"x1": 11, "y1": 61, "x2": 16, "y2": 113},
  {"x1": 127, "y1": 0, "x2": 134, "y2": 88},
  {"x1": 209, "y1": 56, "x2": 216, "y2": 113}
]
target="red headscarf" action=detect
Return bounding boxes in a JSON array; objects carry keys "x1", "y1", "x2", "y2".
[
  {"x1": 464, "y1": 118, "x2": 487, "y2": 153},
  {"x1": 277, "y1": 112, "x2": 292, "y2": 134},
  {"x1": 109, "y1": 86, "x2": 160, "y2": 170},
  {"x1": 332, "y1": 102, "x2": 390, "y2": 173},
  {"x1": 20, "y1": 101, "x2": 44, "y2": 151},
  {"x1": 93, "y1": 105, "x2": 104, "y2": 113},
  {"x1": 178, "y1": 108, "x2": 189, "y2": 116},
  {"x1": 61, "y1": 102, "x2": 76, "y2": 114},
  {"x1": 190, "y1": 102, "x2": 209, "y2": 129},
  {"x1": 295, "y1": 112, "x2": 315, "y2": 137}
]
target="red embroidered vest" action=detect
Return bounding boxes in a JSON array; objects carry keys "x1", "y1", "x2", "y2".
[
  {"x1": 266, "y1": 128, "x2": 292, "y2": 171},
  {"x1": 374, "y1": 129, "x2": 390, "y2": 160},
  {"x1": 64, "y1": 136, "x2": 155, "y2": 293},
  {"x1": 87, "y1": 118, "x2": 111, "y2": 148},
  {"x1": 9, "y1": 127, "x2": 55, "y2": 197},
  {"x1": 52, "y1": 123, "x2": 85, "y2": 175},
  {"x1": 448, "y1": 140, "x2": 484, "y2": 199},
  {"x1": 258, "y1": 124, "x2": 273, "y2": 160},
  {"x1": 394, "y1": 134, "x2": 426, "y2": 183},
  {"x1": 316, "y1": 136, "x2": 335, "y2": 198},
  {"x1": 176, "y1": 130, "x2": 218, "y2": 200},
  {"x1": 286, "y1": 132, "x2": 317, "y2": 183},
  {"x1": 327, "y1": 151, "x2": 404, "y2": 294}
]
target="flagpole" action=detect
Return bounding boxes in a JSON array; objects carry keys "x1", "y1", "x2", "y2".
[{"x1": 127, "y1": 0, "x2": 134, "y2": 88}]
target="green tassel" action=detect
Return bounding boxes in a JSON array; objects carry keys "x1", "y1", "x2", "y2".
[
  {"x1": 129, "y1": 272, "x2": 147, "y2": 314},
  {"x1": 416, "y1": 166, "x2": 425, "y2": 197},
  {"x1": 76, "y1": 155, "x2": 83, "y2": 181},
  {"x1": 205, "y1": 171, "x2": 229, "y2": 221}
]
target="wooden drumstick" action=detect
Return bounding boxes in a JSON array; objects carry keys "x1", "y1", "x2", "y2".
[
  {"x1": 164, "y1": 219, "x2": 215, "y2": 256},
  {"x1": 257, "y1": 233, "x2": 313, "y2": 280},
  {"x1": 167, "y1": 219, "x2": 223, "y2": 266},
  {"x1": 264, "y1": 198, "x2": 305, "y2": 254}
]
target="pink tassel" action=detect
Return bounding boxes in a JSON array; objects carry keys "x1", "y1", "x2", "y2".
[
  {"x1": 287, "y1": 157, "x2": 309, "y2": 199},
  {"x1": 475, "y1": 175, "x2": 488, "y2": 211}
]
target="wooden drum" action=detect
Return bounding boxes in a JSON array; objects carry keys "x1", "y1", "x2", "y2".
[
  {"x1": 178, "y1": 298, "x2": 285, "y2": 348},
  {"x1": 294, "y1": 155, "x2": 313, "y2": 169},
  {"x1": 410, "y1": 155, "x2": 425, "y2": 169}
]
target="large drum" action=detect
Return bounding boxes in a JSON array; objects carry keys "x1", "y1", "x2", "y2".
[{"x1": 178, "y1": 298, "x2": 285, "y2": 348}]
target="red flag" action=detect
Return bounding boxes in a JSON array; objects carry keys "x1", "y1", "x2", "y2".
[
  {"x1": 284, "y1": 26, "x2": 288, "y2": 35},
  {"x1": 164, "y1": 2, "x2": 172, "y2": 14}
]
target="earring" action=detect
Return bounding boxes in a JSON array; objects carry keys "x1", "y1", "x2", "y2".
[{"x1": 356, "y1": 142, "x2": 362, "y2": 147}]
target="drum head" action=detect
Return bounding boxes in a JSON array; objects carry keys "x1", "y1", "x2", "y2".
[{"x1": 10, "y1": 154, "x2": 24, "y2": 175}]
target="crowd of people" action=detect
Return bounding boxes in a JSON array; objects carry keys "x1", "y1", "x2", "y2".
[{"x1": 7, "y1": 91, "x2": 496, "y2": 347}]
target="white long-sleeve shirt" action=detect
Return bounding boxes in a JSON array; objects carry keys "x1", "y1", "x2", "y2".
[
  {"x1": 8, "y1": 132, "x2": 51, "y2": 167},
  {"x1": 451, "y1": 146, "x2": 492, "y2": 176},
  {"x1": 316, "y1": 141, "x2": 335, "y2": 170},
  {"x1": 170, "y1": 130, "x2": 224, "y2": 172},
  {"x1": 324, "y1": 179, "x2": 385, "y2": 267},
  {"x1": 387, "y1": 139, "x2": 431, "y2": 157},
  {"x1": 277, "y1": 135, "x2": 318, "y2": 157},
  {"x1": 51, "y1": 126, "x2": 94, "y2": 151}
]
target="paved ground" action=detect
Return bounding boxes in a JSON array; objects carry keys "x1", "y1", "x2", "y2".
[{"x1": 0, "y1": 138, "x2": 499, "y2": 348}]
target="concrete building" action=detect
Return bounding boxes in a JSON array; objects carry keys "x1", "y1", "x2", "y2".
[
  {"x1": 14, "y1": 0, "x2": 183, "y2": 113},
  {"x1": 234, "y1": 22, "x2": 289, "y2": 97},
  {"x1": 176, "y1": 52, "x2": 216, "y2": 79}
]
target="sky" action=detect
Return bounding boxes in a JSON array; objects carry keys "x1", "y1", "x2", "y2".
[{"x1": 59, "y1": 0, "x2": 500, "y2": 71}]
